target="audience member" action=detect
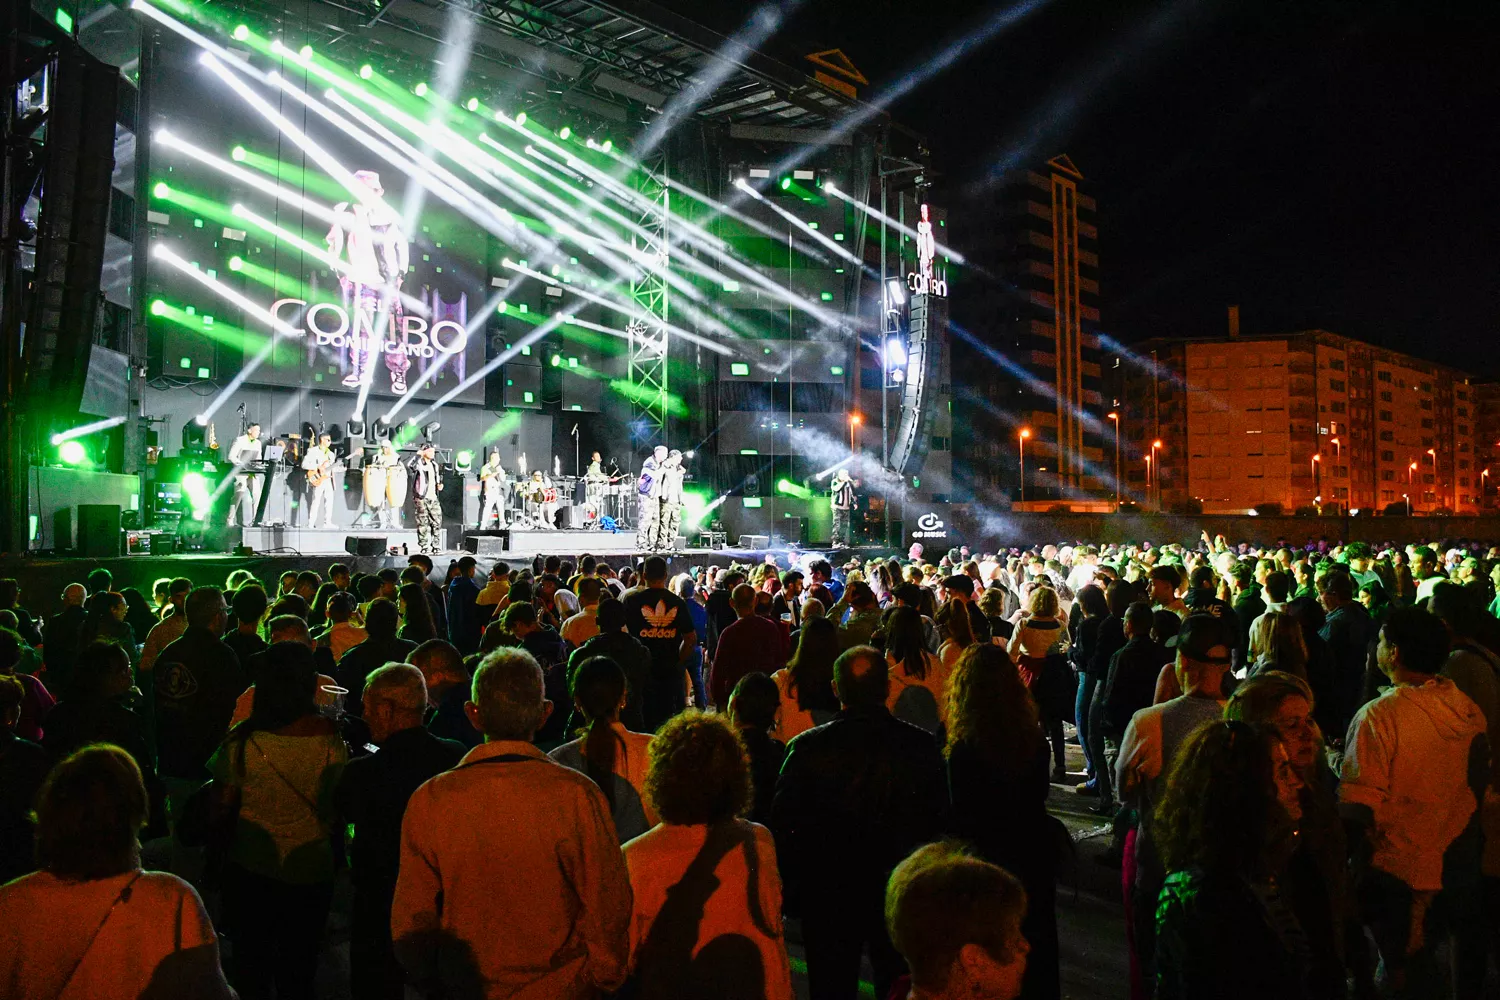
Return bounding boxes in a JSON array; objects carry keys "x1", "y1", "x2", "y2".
[
  {"x1": 549, "y1": 655, "x2": 656, "y2": 842},
  {"x1": 622, "y1": 556, "x2": 699, "y2": 730}
]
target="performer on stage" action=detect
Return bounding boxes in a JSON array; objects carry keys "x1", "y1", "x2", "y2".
[
  {"x1": 478, "y1": 449, "x2": 507, "y2": 529},
  {"x1": 301, "y1": 432, "x2": 338, "y2": 529},
  {"x1": 831, "y1": 468, "x2": 857, "y2": 547},
  {"x1": 371, "y1": 440, "x2": 405, "y2": 528},
  {"x1": 409, "y1": 443, "x2": 444, "y2": 555},
  {"x1": 657, "y1": 449, "x2": 686, "y2": 551},
  {"x1": 227, "y1": 423, "x2": 264, "y2": 528},
  {"x1": 525, "y1": 470, "x2": 557, "y2": 529},
  {"x1": 635, "y1": 445, "x2": 667, "y2": 549},
  {"x1": 326, "y1": 170, "x2": 411, "y2": 393},
  {"x1": 583, "y1": 450, "x2": 614, "y2": 525}
]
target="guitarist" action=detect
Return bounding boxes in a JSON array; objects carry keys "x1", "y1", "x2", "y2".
[{"x1": 301, "y1": 432, "x2": 338, "y2": 529}]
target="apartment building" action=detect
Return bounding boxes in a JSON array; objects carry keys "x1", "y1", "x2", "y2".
[{"x1": 1114, "y1": 330, "x2": 1480, "y2": 515}]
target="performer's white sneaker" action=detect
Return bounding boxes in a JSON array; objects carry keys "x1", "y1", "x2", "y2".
[
  {"x1": 342, "y1": 372, "x2": 362, "y2": 387},
  {"x1": 392, "y1": 374, "x2": 407, "y2": 393}
]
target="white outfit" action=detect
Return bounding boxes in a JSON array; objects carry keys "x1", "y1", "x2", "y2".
[
  {"x1": 373, "y1": 447, "x2": 401, "y2": 528},
  {"x1": 478, "y1": 458, "x2": 507, "y2": 528},
  {"x1": 301, "y1": 444, "x2": 337, "y2": 528},
  {"x1": 227, "y1": 433, "x2": 263, "y2": 527}
]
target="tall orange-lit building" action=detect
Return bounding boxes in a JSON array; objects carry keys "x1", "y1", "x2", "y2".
[
  {"x1": 954, "y1": 155, "x2": 1108, "y2": 503},
  {"x1": 1113, "y1": 329, "x2": 1482, "y2": 515}
]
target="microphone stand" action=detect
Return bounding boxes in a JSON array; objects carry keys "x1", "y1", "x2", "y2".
[{"x1": 572, "y1": 423, "x2": 580, "y2": 477}]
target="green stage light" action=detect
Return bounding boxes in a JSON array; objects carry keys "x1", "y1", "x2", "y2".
[
  {"x1": 454, "y1": 449, "x2": 474, "y2": 472},
  {"x1": 299, "y1": 44, "x2": 313, "y2": 58},
  {"x1": 515, "y1": 111, "x2": 526, "y2": 125},
  {"x1": 414, "y1": 82, "x2": 428, "y2": 96},
  {"x1": 152, "y1": 182, "x2": 170, "y2": 198},
  {"x1": 228, "y1": 256, "x2": 244, "y2": 271},
  {"x1": 780, "y1": 176, "x2": 792, "y2": 191},
  {"x1": 776, "y1": 479, "x2": 813, "y2": 500},
  {"x1": 232, "y1": 24, "x2": 249, "y2": 41},
  {"x1": 55, "y1": 7, "x2": 73, "y2": 32},
  {"x1": 181, "y1": 471, "x2": 212, "y2": 521},
  {"x1": 742, "y1": 497, "x2": 763, "y2": 508},
  {"x1": 466, "y1": 97, "x2": 479, "y2": 111},
  {"x1": 150, "y1": 300, "x2": 167, "y2": 316},
  {"x1": 601, "y1": 140, "x2": 612, "y2": 152},
  {"x1": 551, "y1": 354, "x2": 562, "y2": 367},
  {"x1": 230, "y1": 145, "x2": 246, "y2": 161},
  {"x1": 58, "y1": 441, "x2": 87, "y2": 466},
  {"x1": 360, "y1": 64, "x2": 373, "y2": 79},
  {"x1": 558, "y1": 126, "x2": 571, "y2": 140}
]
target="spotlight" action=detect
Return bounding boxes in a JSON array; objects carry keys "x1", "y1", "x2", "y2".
[
  {"x1": 152, "y1": 181, "x2": 169, "y2": 198},
  {"x1": 601, "y1": 139, "x2": 612, "y2": 152},
  {"x1": 822, "y1": 179, "x2": 838, "y2": 193},
  {"x1": 466, "y1": 97, "x2": 479, "y2": 111},
  {"x1": 231, "y1": 145, "x2": 246, "y2": 161},
  {"x1": 558, "y1": 126, "x2": 571, "y2": 140},
  {"x1": 232, "y1": 24, "x2": 249, "y2": 41},
  {"x1": 415, "y1": 82, "x2": 428, "y2": 96},
  {"x1": 551, "y1": 354, "x2": 563, "y2": 367},
  {"x1": 150, "y1": 299, "x2": 167, "y2": 316},
  {"x1": 884, "y1": 277, "x2": 906, "y2": 308},
  {"x1": 299, "y1": 44, "x2": 313, "y2": 58},
  {"x1": 454, "y1": 449, "x2": 474, "y2": 472},
  {"x1": 228, "y1": 256, "x2": 244, "y2": 271},
  {"x1": 515, "y1": 111, "x2": 526, "y2": 125},
  {"x1": 346, "y1": 418, "x2": 366, "y2": 438},
  {"x1": 58, "y1": 441, "x2": 87, "y2": 466},
  {"x1": 779, "y1": 176, "x2": 792, "y2": 191},
  {"x1": 885, "y1": 337, "x2": 907, "y2": 369},
  {"x1": 359, "y1": 64, "x2": 373, "y2": 79},
  {"x1": 421, "y1": 421, "x2": 441, "y2": 441}
]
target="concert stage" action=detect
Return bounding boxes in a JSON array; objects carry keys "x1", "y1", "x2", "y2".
[{"x1": 234, "y1": 526, "x2": 656, "y2": 557}]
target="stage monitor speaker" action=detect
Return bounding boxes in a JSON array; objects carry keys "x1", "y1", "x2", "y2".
[
  {"x1": 738, "y1": 534, "x2": 770, "y2": 550},
  {"x1": 344, "y1": 536, "x2": 386, "y2": 556},
  {"x1": 463, "y1": 532, "x2": 510, "y2": 555},
  {"x1": 149, "y1": 533, "x2": 176, "y2": 555},
  {"x1": 76, "y1": 505, "x2": 122, "y2": 557},
  {"x1": 559, "y1": 504, "x2": 587, "y2": 529}
]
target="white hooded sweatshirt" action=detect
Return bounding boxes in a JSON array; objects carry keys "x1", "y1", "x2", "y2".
[{"x1": 1340, "y1": 676, "x2": 1487, "y2": 891}]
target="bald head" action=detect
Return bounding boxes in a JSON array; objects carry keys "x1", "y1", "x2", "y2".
[
  {"x1": 832, "y1": 645, "x2": 889, "y2": 711},
  {"x1": 62, "y1": 584, "x2": 85, "y2": 607}
]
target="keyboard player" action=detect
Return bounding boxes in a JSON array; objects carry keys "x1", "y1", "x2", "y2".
[{"x1": 227, "y1": 422, "x2": 264, "y2": 527}]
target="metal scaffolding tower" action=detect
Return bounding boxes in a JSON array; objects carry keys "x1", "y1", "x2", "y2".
[{"x1": 628, "y1": 152, "x2": 670, "y2": 447}]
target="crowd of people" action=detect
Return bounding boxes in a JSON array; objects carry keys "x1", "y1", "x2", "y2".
[{"x1": 0, "y1": 531, "x2": 1499, "y2": 999}]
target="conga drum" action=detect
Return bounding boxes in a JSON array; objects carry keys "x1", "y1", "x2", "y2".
[
  {"x1": 363, "y1": 465, "x2": 387, "y2": 507},
  {"x1": 386, "y1": 464, "x2": 408, "y2": 507}
]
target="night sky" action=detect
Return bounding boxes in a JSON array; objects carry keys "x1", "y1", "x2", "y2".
[{"x1": 666, "y1": 0, "x2": 1500, "y2": 373}]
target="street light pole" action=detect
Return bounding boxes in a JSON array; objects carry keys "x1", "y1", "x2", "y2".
[
  {"x1": 1151, "y1": 439, "x2": 1162, "y2": 510},
  {"x1": 1108, "y1": 411, "x2": 1120, "y2": 508},
  {"x1": 1018, "y1": 427, "x2": 1031, "y2": 504},
  {"x1": 850, "y1": 413, "x2": 861, "y2": 455},
  {"x1": 1311, "y1": 453, "x2": 1321, "y2": 503}
]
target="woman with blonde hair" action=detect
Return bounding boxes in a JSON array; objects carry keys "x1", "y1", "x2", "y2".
[
  {"x1": 944, "y1": 644, "x2": 1061, "y2": 999},
  {"x1": 1247, "y1": 611, "x2": 1308, "y2": 679},
  {"x1": 1008, "y1": 585, "x2": 1071, "y2": 783}
]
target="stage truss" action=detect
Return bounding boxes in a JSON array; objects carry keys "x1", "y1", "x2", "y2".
[{"x1": 628, "y1": 151, "x2": 670, "y2": 447}]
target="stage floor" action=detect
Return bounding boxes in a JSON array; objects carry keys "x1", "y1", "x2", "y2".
[{"x1": 237, "y1": 526, "x2": 655, "y2": 557}]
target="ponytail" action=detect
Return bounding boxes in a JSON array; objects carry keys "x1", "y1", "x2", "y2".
[{"x1": 570, "y1": 656, "x2": 628, "y2": 810}]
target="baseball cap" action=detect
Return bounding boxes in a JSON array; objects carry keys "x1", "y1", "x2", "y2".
[{"x1": 1166, "y1": 613, "x2": 1234, "y2": 664}]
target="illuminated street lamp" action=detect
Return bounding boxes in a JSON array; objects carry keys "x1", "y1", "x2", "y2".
[
  {"x1": 1018, "y1": 427, "x2": 1032, "y2": 503},
  {"x1": 1107, "y1": 412, "x2": 1121, "y2": 507},
  {"x1": 1151, "y1": 439, "x2": 1163, "y2": 508},
  {"x1": 849, "y1": 413, "x2": 862, "y2": 455},
  {"x1": 1330, "y1": 436, "x2": 1340, "y2": 459}
]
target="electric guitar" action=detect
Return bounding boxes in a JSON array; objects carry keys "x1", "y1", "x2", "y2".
[{"x1": 308, "y1": 455, "x2": 333, "y2": 488}]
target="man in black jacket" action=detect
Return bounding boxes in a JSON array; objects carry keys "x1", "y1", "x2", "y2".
[
  {"x1": 1095, "y1": 601, "x2": 1163, "y2": 812},
  {"x1": 153, "y1": 587, "x2": 245, "y2": 782},
  {"x1": 770, "y1": 646, "x2": 947, "y2": 1000},
  {"x1": 336, "y1": 598, "x2": 418, "y2": 714},
  {"x1": 335, "y1": 663, "x2": 464, "y2": 1000},
  {"x1": 566, "y1": 599, "x2": 651, "y2": 732}
]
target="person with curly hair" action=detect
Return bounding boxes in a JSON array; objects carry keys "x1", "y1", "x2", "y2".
[
  {"x1": 623, "y1": 709, "x2": 794, "y2": 1000},
  {"x1": 1152, "y1": 719, "x2": 1308, "y2": 999},
  {"x1": 884, "y1": 841, "x2": 1030, "y2": 1000},
  {"x1": 945, "y1": 643, "x2": 1061, "y2": 1000}
]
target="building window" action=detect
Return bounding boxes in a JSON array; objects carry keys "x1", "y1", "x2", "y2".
[
  {"x1": 1458, "y1": 406, "x2": 1469, "y2": 417},
  {"x1": 1420, "y1": 382, "x2": 1432, "y2": 393},
  {"x1": 1329, "y1": 358, "x2": 1346, "y2": 371},
  {"x1": 1458, "y1": 390, "x2": 1469, "y2": 401},
  {"x1": 1379, "y1": 430, "x2": 1394, "y2": 442},
  {"x1": 1330, "y1": 401, "x2": 1346, "y2": 413},
  {"x1": 1461, "y1": 459, "x2": 1470, "y2": 470},
  {"x1": 1459, "y1": 424, "x2": 1469, "y2": 435},
  {"x1": 1329, "y1": 378, "x2": 1346, "y2": 392},
  {"x1": 1381, "y1": 471, "x2": 1395, "y2": 481},
  {"x1": 1421, "y1": 418, "x2": 1433, "y2": 429},
  {"x1": 1380, "y1": 391, "x2": 1393, "y2": 403},
  {"x1": 1379, "y1": 410, "x2": 1393, "y2": 421},
  {"x1": 1378, "y1": 370, "x2": 1392, "y2": 383},
  {"x1": 1381, "y1": 450, "x2": 1394, "y2": 461},
  {"x1": 1420, "y1": 398, "x2": 1432, "y2": 410},
  {"x1": 1424, "y1": 474, "x2": 1435, "y2": 484},
  {"x1": 1461, "y1": 477, "x2": 1470, "y2": 487}
]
